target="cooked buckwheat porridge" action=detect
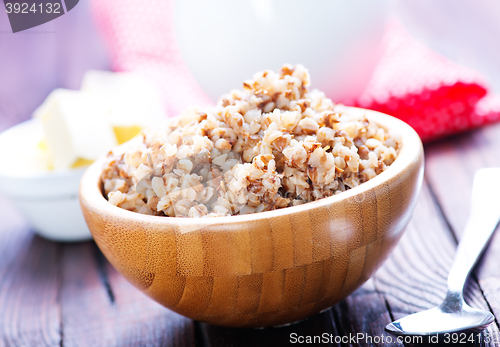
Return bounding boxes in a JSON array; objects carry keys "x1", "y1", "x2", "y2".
[{"x1": 101, "y1": 64, "x2": 401, "y2": 217}]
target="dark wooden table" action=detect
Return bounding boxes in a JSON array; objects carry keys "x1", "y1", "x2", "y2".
[{"x1": 1, "y1": 122, "x2": 500, "y2": 347}]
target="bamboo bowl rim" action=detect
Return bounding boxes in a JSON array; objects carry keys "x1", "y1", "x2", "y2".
[{"x1": 79, "y1": 107, "x2": 423, "y2": 228}]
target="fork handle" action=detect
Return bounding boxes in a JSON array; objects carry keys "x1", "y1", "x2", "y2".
[{"x1": 447, "y1": 169, "x2": 500, "y2": 296}]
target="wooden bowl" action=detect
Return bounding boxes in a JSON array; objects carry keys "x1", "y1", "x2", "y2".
[{"x1": 79, "y1": 108, "x2": 424, "y2": 328}]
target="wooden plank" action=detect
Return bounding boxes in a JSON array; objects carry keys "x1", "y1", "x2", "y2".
[
  {"x1": 425, "y1": 122, "x2": 500, "y2": 238},
  {"x1": 0, "y1": 195, "x2": 61, "y2": 346},
  {"x1": 374, "y1": 182, "x2": 456, "y2": 317},
  {"x1": 374, "y1": 172, "x2": 500, "y2": 344},
  {"x1": 200, "y1": 277, "x2": 406, "y2": 347},
  {"x1": 60, "y1": 242, "x2": 195, "y2": 347},
  {"x1": 2, "y1": 123, "x2": 500, "y2": 346},
  {"x1": 425, "y1": 122, "x2": 500, "y2": 332},
  {"x1": 0, "y1": 197, "x2": 196, "y2": 347},
  {"x1": 199, "y1": 310, "x2": 340, "y2": 347},
  {"x1": 324, "y1": 177, "x2": 497, "y2": 346},
  {"x1": 329, "y1": 279, "x2": 405, "y2": 347}
]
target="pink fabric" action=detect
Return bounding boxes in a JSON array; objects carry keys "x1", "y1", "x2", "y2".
[
  {"x1": 90, "y1": 0, "x2": 212, "y2": 117},
  {"x1": 91, "y1": 2, "x2": 500, "y2": 143},
  {"x1": 356, "y1": 22, "x2": 500, "y2": 142}
]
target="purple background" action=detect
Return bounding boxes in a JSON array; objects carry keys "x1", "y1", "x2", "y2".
[{"x1": 0, "y1": 0, "x2": 109, "y2": 132}]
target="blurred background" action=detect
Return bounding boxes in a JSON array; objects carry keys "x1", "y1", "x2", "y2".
[
  {"x1": 0, "y1": 0, "x2": 109, "y2": 132},
  {"x1": 1, "y1": 0, "x2": 500, "y2": 141}
]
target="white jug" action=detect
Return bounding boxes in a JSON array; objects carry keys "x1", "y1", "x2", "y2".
[{"x1": 174, "y1": 0, "x2": 388, "y2": 102}]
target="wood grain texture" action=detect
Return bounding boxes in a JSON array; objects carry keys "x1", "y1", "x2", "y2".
[
  {"x1": 0, "y1": 192, "x2": 197, "y2": 347},
  {"x1": 199, "y1": 124, "x2": 500, "y2": 345},
  {"x1": 372, "y1": 126, "x2": 500, "y2": 346},
  {"x1": 329, "y1": 279, "x2": 405, "y2": 347},
  {"x1": 199, "y1": 309, "x2": 341, "y2": 347},
  {"x1": 80, "y1": 110, "x2": 424, "y2": 328},
  {"x1": 199, "y1": 279, "x2": 407, "y2": 347},
  {"x1": 1, "y1": 120, "x2": 500, "y2": 346},
  {"x1": 59, "y1": 242, "x2": 195, "y2": 347},
  {"x1": 197, "y1": 177, "x2": 496, "y2": 346},
  {"x1": 4, "y1": 111, "x2": 500, "y2": 346},
  {"x1": 0, "y1": 196, "x2": 61, "y2": 347},
  {"x1": 424, "y1": 123, "x2": 500, "y2": 343}
]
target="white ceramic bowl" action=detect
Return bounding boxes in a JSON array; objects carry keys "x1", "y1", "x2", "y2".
[{"x1": 0, "y1": 120, "x2": 92, "y2": 241}]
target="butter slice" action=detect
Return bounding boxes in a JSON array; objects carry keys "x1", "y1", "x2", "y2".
[
  {"x1": 113, "y1": 125, "x2": 143, "y2": 144},
  {"x1": 81, "y1": 71, "x2": 166, "y2": 135},
  {"x1": 34, "y1": 89, "x2": 118, "y2": 170}
]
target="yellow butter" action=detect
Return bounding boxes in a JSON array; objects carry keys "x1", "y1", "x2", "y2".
[
  {"x1": 37, "y1": 139, "x2": 48, "y2": 151},
  {"x1": 39, "y1": 139, "x2": 93, "y2": 169},
  {"x1": 113, "y1": 125, "x2": 142, "y2": 144},
  {"x1": 33, "y1": 89, "x2": 118, "y2": 170},
  {"x1": 36, "y1": 139, "x2": 54, "y2": 170},
  {"x1": 71, "y1": 157, "x2": 94, "y2": 169}
]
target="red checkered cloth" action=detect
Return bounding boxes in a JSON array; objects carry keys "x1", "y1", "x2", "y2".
[
  {"x1": 355, "y1": 22, "x2": 500, "y2": 142},
  {"x1": 90, "y1": 1, "x2": 500, "y2": 143}
]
